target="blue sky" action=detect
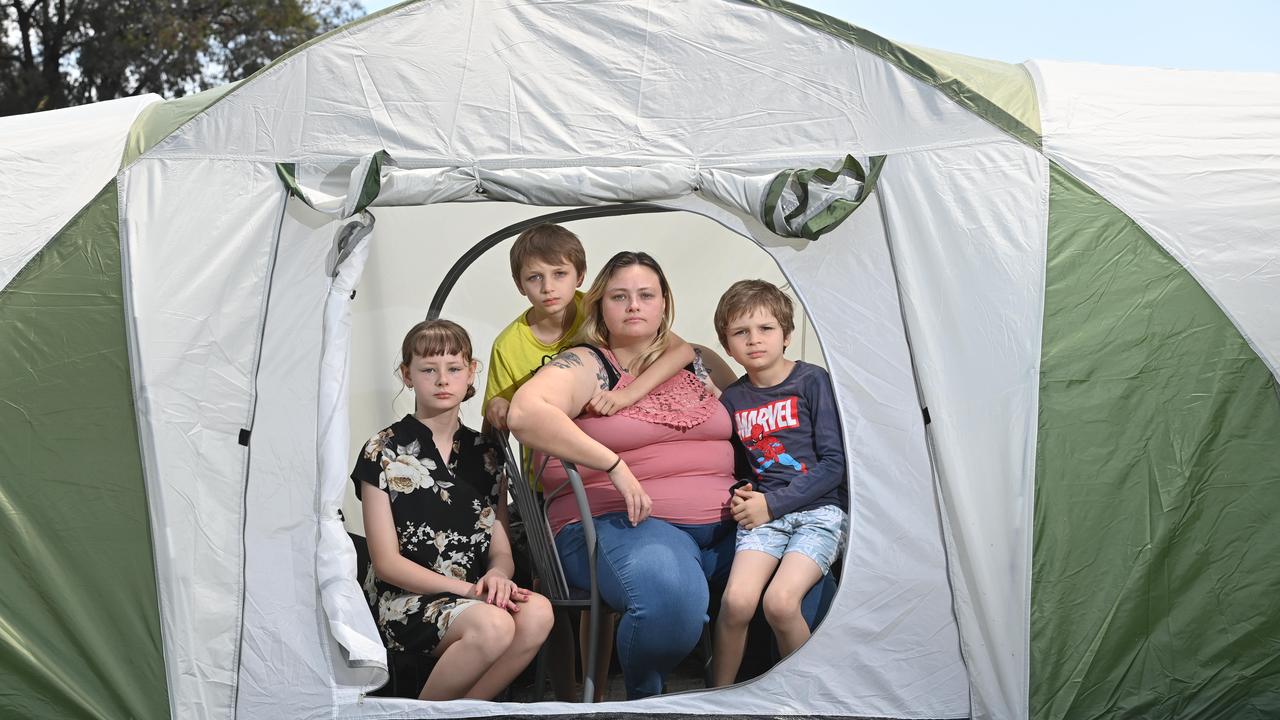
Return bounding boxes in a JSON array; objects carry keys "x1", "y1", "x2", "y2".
[{"x1": 359, "y1": 0, "x2": 1277, "y2": 72}]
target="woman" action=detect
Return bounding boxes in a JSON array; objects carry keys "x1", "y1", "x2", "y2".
[{"x1": 507, "y1": 251, "x2": 737, "y2": 699}]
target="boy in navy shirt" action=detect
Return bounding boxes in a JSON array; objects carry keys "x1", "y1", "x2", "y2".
[{"x1": 709, "y1": 280, "x2": 849, "y2": 686}]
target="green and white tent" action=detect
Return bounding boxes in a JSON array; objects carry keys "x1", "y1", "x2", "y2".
[{"x1": 2, "y1": 1, "x2": 1278, "y2": 718}]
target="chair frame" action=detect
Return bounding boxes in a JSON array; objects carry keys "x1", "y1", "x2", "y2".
[{"x1": 496, "y1": 433, "x2": 605, "y2": 703}]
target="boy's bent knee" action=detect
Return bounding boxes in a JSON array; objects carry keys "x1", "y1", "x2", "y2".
[
  {"x1": 719, "y1": 587, "x2": 760, "y2": 626},
  {"x1": 762, "y1": 586, "x2": 805, "y2": 626}
]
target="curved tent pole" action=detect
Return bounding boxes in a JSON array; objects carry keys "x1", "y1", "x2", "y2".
[{"x1": 425, "y1": 203, "x2": 676, "y2": 320}]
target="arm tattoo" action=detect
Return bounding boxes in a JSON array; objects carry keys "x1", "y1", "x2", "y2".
[
  {"x1": 692, "y1": 347, "x2": 712, "y2": 384},
  {"x1": 595, "y1": 359, "x2": 611, "y2": 391},
  {"x1": 546, "y1": 350, "x2": 584, "y2": 371}
]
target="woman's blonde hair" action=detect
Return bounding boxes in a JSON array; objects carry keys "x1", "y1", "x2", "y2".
[
  {"x1": 398, "y1": 318, "x2": 477, "y2": 401},
  {"x1": 577, "y1": 251, "x2": 675, "y2": 376}
]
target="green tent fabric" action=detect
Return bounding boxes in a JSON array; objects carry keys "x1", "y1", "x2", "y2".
[
  {"x1": 1033, "y1": 165, "x2": 1280, "y2": 719},
  {"x1": 0, "y1": 182, "x2": 169, "y2": 719}
]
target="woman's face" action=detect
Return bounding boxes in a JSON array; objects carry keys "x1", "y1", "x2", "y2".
[{"x1": 601, "y1": 264, "x2": 666, "y2": 343}]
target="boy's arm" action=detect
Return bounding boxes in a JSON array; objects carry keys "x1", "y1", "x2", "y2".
[
  {"x1": 588, "y1": 333, "x2": 695, "y2": 415},
  {"x1": 761, "y1": 370, "x2": 847, "y2": 519},
  {"x1": 483, "y1": 344, "x2": 519, "y2": 431}
]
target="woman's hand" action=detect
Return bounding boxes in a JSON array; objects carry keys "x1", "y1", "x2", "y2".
[
  {"x1": 731, "y1": 483, "x2": 772, "y2": 530},
  {"x1": 607, "y1": 459, "x2": 652, "y2": 526},
  {"x1": 587, "y1": 387, "x2": 639, "y2": 416},
  {"x1": 472, "y1": 568, "x2": 532, "y2": 612}
]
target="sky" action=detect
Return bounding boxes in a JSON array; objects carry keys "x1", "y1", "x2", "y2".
[{"x1": 359, "y1": 0, "x2": 1278, "y2": 73}]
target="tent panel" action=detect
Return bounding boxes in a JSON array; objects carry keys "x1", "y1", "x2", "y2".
[
  {"x1": 144, "y1": 0, "x2": 1008, "y2": 167},
  {"x1": 121, "y1": 83, "x2": 241, "y2": 168},
  {"x1": 1032, "y1": 165, "x2": 1280, "y2": 720},
  {"x1": 120, "y1": 158, "x2": 291, "y2": 720},
  {"x1": 877, "y1": 140, "x2": 1051, "y2": 720},
  {"x1": 743, "y1": 0, "x2": 1040, "y2": 147},
  {"x1": 0, "y1": 94, "x2": 160, "y2": 289},
  {"x1": 0, "y1": 182, "x2": 169, "y2": 720},
  {"x1": 237, "y1": 201, "x2": 385, "y2": 719},
  {"x1": 1031, "y1": 60, "x2": 1280, "y2": 379}
]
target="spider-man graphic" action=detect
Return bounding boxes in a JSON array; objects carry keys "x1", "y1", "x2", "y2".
[{"x1": 744, "y1": 424, "x2": 807, "y2": 475}]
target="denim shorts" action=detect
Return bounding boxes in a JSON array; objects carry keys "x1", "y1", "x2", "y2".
[{"x1": 736, "y1": 504, "x2": 848, "y2": 575}]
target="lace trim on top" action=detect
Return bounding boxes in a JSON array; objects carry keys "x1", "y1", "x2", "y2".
[{"x1": 604, "y1": 350, "x2": 721, "y2": 430}]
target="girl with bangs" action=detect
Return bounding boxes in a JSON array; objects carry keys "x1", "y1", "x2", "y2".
[{"x1": 352, "y1": 319, "x2": 553, "y2": 700}]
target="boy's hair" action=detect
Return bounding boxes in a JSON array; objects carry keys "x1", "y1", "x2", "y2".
[
  {"x1": 399, "y1": 319, "x2": 476, "y2": 400},
  {"x1": 509, "y1": 223, "x2": 587, "y2": 283},
  {"x1": 577, "y1": 250, "x2": 675, "y2": 377},
  {"x1": 713, "y1": 279, "x2": 795, "y2": 348}
]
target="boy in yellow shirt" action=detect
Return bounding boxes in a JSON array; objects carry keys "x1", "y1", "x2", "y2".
[{"x1": 483, "y1": 223, "x2": 694, "y2": 431}]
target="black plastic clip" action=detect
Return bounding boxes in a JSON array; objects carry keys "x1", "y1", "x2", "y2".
[
  {"x1": 238, "y1": 428, "x2": 251, "y2": 446},
  {"x1": 922, "y1": 407, "x2": 932, "y2": 426}
]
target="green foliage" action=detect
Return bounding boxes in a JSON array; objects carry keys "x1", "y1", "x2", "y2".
[{"x1": 0, "y1": 0, "x2": 360, "y2": 115}]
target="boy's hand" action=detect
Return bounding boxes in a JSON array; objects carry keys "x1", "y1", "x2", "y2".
[
  {"x1": 731, "y1": 484, "x2": 771, "y2": 530},
  {"x1": 472, "y1": 568, "x2": 531, "y2": 612},
  {"x1": 606, "y1": 459, "x2": 652, "y2": 526},
  {"x1": 485, "y1": 397, "x2": 511, "y2": 431},
  {"x1": 587, "y1": 387, "x2": 638, "y2": 416}
]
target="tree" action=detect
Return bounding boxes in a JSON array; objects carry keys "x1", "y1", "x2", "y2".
[{"x1": 1, "y1": 0, "x2": 361, "y2": 116}]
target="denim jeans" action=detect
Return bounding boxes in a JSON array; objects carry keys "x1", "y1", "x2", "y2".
[{"x1": 556, "y1": 513, "x2": 736, "y2": 699}]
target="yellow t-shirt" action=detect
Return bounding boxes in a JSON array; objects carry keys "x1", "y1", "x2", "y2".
[{"x1": 483, "y1": 291, "x2": 587, "y2": 411}]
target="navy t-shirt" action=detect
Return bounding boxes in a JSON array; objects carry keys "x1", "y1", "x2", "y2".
[{"x1": 719, "y1": 360, "x2": 848, "y2": 518}]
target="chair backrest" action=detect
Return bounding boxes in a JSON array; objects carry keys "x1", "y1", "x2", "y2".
[{"x1": 495, "y1": 433, "x2": 575, "y2": 601}]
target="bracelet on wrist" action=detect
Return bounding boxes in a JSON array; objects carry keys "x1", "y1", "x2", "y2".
[{"x1": 606, "y1": 456, "x2": 622, "y2": 473}]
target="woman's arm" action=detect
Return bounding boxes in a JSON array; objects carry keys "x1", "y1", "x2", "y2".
[
  {"x1": 588, "y1": 334, "x2": 695, "y2": 415},
  {"x1": 361, "y1": 486, "x2": 475, "y2": 597},
  {"x1": 508, "y1": 348, "x2": 653, "y2": 525}
]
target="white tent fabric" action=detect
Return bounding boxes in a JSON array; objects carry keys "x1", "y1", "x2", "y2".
[
  {"x1": 1030, "y1": 60, "x2": 1280, "y2": 378},
  {"x1": 877, "y1": 141, "x2": 1049, "y2": 720},
  {"x1": 120, "y1": 158, "x2": 291, "y2": 720},
  {"x1": 0, "y1": 93, "x2": 160, "y2": 289}
]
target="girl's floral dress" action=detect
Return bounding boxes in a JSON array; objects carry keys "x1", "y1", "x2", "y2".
[{"x1": 351, "y1": 415, "x2": 505, "y2": 655}]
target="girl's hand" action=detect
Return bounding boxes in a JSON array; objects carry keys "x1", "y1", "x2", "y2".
[
  {"x1": 472, "y1": 569, "x2": 530, "y2": 612},
  {"x1": 587, "y1": 387, "x2": 638, "y2": 416},
  {"x1": 731, "y1": 485, "x2": 771, "y2": 530},
  {"x1": 607, "y1": 460, "x2": 652, "y2": 526}
]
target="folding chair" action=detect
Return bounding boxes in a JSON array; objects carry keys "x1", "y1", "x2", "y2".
[{"x1": 495, "y1": 433, "x2": 606, "y2": 704}]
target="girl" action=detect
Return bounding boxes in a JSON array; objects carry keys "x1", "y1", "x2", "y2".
[{"x1": 353, "y1": 319, "x2": 553, "y2": 701}]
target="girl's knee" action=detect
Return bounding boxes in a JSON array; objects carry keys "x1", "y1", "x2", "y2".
[
  {"x1": 516, "y1": 593, "x2": 555, "y2": 639},
  {"x1": 464, "y1": 605, "x2": 517, "y2": 653}
]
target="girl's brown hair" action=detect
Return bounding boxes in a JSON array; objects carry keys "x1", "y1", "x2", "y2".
[
  {"x1": 399, "y1": 319, "x2": 477, "y2": 401},
  {"x1": 576, "y1": 251, "x2": 675, "y2": 376}
]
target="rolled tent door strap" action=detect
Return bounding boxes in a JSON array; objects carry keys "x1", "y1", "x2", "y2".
[
  {"x1": 763, "y1": 154, "x2": 887, "y2": 240},
  {"x1": 275, "y1": 149, "x2": 392, "y2": 218}
]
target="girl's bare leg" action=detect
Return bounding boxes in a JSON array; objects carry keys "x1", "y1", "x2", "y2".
[
  {"x1": 710, "y1": 551, "x2": 778, "y2": 687},
  {"x1": 461, "y1": 593, "x2": 555, "y2": 700},
  {"x1": 762, "y1": 553, "x2": 823, "y2": 657},
  {"x1": 420, "y1": 604, "x2": 515, "y2": 701}
]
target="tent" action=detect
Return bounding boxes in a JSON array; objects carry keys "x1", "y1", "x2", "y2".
[{"x1": 2, "y1": 1, "x2": 1279, "y2": 718}]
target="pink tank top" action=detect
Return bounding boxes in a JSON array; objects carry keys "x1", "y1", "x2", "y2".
[{"x1": 539, "y1": 362, "x2": 735, "y2": 535}]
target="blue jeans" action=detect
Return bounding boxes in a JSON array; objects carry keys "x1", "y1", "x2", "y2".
[{"x1": 556, "y1": 513, "x2": 736, "y2": 699}]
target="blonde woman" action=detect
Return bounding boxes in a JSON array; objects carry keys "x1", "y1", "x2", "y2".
[{"x1": 508, "y1": 251, "x2": 736, "y2": 699}]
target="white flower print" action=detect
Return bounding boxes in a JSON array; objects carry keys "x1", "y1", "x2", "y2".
[
  {"x1": 378, "y1": 592, "x2": 422, "y2": 624},
  {"x1": 382, "y1": 454, "x2": 435, "y2": 494},
  {"x1": 362, "y1": 429, "x2": 394, "y2": 462},
  {"x1": 483, "y1": 447, "x2": 500, "y2": 475}
]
